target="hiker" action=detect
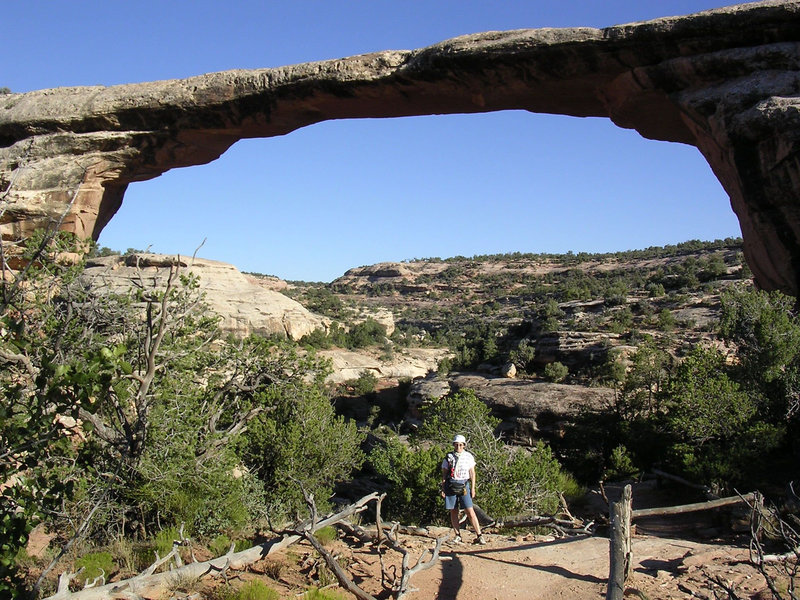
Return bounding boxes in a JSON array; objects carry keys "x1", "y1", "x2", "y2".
[{"x1": 441, "y1": 434, "x2": 486, "y2": 544}]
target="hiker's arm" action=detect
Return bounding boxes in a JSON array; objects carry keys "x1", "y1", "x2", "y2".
[{"x1": 469, "y1": 466, "x2": 476, "y2": 497}]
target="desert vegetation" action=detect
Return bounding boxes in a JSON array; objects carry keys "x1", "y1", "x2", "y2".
[{"x1": 3, "y1": 229, "x2": 799, "y2": 598}]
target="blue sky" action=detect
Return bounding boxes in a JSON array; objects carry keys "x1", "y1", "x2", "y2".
[{"x1": 7, "y1": 1, "x2": 744, "y2": 282}]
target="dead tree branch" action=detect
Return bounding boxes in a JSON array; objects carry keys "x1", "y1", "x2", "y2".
[
  {"x1": 377, "y1": 519, "x2": 447, "y2": 600},
  {"x1": 43, "y1": 493, "x2": 379, "y2": 600}
]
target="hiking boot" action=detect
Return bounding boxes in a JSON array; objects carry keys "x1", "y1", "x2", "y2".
[{"x1": 474, "y1": 534, "x2": 486, "y2": 545}]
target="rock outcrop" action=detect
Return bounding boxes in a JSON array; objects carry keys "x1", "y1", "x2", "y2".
[
  {"x1": 3, "y1": 2, "x2": 800, "y2": 294},
  {"x1": 317, "y1": 347, "x2": 446, "y2": 384},
  {"x1": 449, "y1": 373, "x2": 615, "y2": 445},
  {"x1": 81, "y1": 254, "x2": 328, "y2": 340}
]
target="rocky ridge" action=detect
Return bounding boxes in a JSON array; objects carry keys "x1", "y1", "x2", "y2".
[
  {"x1": 80, "y1": 253, "x2": 444, "y2": 382},
  {"x1": 304, "y1": 240, "x2": 749, "y2": 442}
]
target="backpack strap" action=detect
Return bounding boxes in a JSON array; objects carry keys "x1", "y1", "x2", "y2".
[{"x1": 446, "y1": 452, "x2": 461, "y2": 479}]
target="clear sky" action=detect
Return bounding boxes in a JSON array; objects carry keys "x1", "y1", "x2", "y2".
[{"x1": 6, "y1": 1, "x2": 745, "y2": 282}]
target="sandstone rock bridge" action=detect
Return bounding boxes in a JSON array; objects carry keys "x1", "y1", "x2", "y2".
[{"x1": 3, "y1": 1, "x2": 800, "y2": 293}]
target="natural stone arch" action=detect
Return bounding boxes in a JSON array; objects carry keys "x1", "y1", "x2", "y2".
[{"x1": 2, "y1": 1, "x2": 800, "y2": 294}]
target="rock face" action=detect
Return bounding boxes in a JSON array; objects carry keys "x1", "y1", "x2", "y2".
[
  {"x1": 81, "y1": 254, "x2": 328, "y2": 340},
  {"x1": 448, "y1": 374, "x2": 615, "y2": 445},
  {"x1": 317, "y1": 347, "x2": 446, "y2": 384},
  {"x1": 3, "y1": 3, "x2": 800, "y2": 295}
]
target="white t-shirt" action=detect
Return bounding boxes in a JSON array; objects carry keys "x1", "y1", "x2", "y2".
[{"x1": 442, "y1": 450, "x2": 475, "y2": 481}]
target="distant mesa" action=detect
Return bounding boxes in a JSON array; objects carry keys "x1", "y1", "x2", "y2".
[{"x1": 2, "y1": 2, "x2": 800, "y2": 295}]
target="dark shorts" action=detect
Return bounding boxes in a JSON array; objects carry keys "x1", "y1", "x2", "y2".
[{"x1": 444, "y1": 481, "x2": 473, "y2": 510}]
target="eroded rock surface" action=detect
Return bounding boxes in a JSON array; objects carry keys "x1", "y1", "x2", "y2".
[
  {"x1": 81, "y1": 254, "x2": 328, "y2": 340},
  {"x1": 449, "y1": 373, "x2": 614, "y2": 445},
  {"x1": 3, "y1": 2, "x2": 800, "y2": 294},
  {"x1": 318, "y1": 347, "x2": 446, "y2": 384}
]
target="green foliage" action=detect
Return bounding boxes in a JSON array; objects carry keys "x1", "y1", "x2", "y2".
[
  {"x1": 414, "y1": 389, "x2": 572, "y2": 516},
  {"x1": 605, "y1": 445, "x2": 639, "y2": 481},
  {"x1": 228, "y1": 580, "x2": 280, "y2": 600},
  {"x1": 347, "y1": 318, "x2": 387, "y2": 349},
  {"x1": 74, "y1": 551, "x2": 115, "y2": 585},
  {"x1": 300, "y1": 318, "x2": 387, "y2": 350},
  {"x1": 239, "y1": 368, "x2": 365, "y2": 521},
  {"x1": 509, "y1": 339, "x2": 537, "y2": 374},
  {"x1": 314, "y1": 525, "x2": 338, "y2": 546},
  {"x1": 1, "y1": 231, "x2": 97, "y2": 596},
  {"x1": 719, "y1": 286, "x2": 800, "y2": 421},
  {"x1": 658, "y1": 346, "x2": 773, "y2": 488},
  {"x1": 300, "y1": 288, "x2": 345, "y2": 317},
  {"x1": 615, "y1": 341, "x2": 670, "y2": 421},
  {"x1": 664, "y1": 347, "x2": 754, "y2": 445},
  {"x1": 303, "y1": 587, "x2": 347, "y2": 600},
  {"x1": 543, "y1": 361, "x2": 568, "y2": 383},
  {"x1": 348, "y1": 370, "x2": 378, "y2": 396},
  {"x1": 1, "y1": 231, "x2": 366, "y2": 594},
  {"x1": 153, "y1": 527, "x2": 182, "y2": 556},
  {"x1": 300, "y1": 327, "x2": 333, "y2": 349},
  {"x1": 657, "y1": 309, "x2": 676, "y2": 331},
  {"x1": 369, "y1": 437, "x2": 443, "y2": 525}
]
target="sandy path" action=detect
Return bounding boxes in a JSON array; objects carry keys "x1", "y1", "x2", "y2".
[{"x1": 407, "y1": 533, "x2": 747, "y2": 600}]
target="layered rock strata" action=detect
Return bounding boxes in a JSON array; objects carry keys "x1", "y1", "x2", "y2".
[
  {"x1": 81, "y1": 254, "x2": 328, "y2": 340},
  {"x1": 3, "y1": 2, "x2": 800, "y2": 294}
]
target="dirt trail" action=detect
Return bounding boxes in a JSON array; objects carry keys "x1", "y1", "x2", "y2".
[{"x1": 408, "y1": 533, "x2": 751, "y2": 600}]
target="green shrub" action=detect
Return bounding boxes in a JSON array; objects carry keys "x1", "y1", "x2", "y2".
[
  {"x1": 412, "y1": 389, "x2": 573, "y2": 517},
  {"x1": 543, "y1": 361, "x2": 568, "y2": 383},
  {"x1": 210, "y1": 534, "x2": 236, "y2": 557},
  {"x1": 369, "y1": 436, "x2": 443, "y2": 525},
  {"x1": 605, "y1": 445, "x2": 638, "y2": 481},
  {"x1": 657, "y1": 309, "x2": 676, "y2": 331},
  {"x1": 74, "y1": 551, "x2": 115, "y2": 585},
  {"x1": 240, "y1": 381, "x2": 365, "y2": 522},
  {"x1": 303, "y1": 587, "x2": 347, "y2": 600},
  {"x1": 314, "y1": 526, "x2": 338, "y2": 546},
  {"x1": 153, "y1": 527, "x2": 182, "y2": 556},
  {"x1": 230, "y1": 580, "x2": 280, "y2": 600},
  {"x1": 347, "y1": 318, "x2": 387, "y2": 349},
  {"x1": 349, "y1": 370, "x2": 377, "y2": 396},
  {"x1": 300, "y1": 328, "x2": 332, "y2": 349}
]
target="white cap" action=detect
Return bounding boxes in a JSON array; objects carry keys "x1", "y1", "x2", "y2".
[{"x1": 453, "y1": 434, "x2": 466, "y2": 444}]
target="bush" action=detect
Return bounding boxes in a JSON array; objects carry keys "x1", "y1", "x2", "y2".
[
  {"x1": 348, "y1": 370, "x2": 377, "y2": 396},
  {"x1": 347, "y1": 318, "x2": 387, "y2": 349},
  {"x1": 230, "y1": 580, "x2": 280, "y2": 600},
  {"x1": 369, "y1": 436, "x2": 443, "y2": 525},
  {"x1": 240, "y1": 380, "x2": 365, "y2": 522},
  {"x1": 413, "y1": 389, "x2": 574, "y2": 517},
  {"x1": 543, "y1": 361, "x2": 568, "y2": 383},
  {"x1": 605, "y1": 445, "x2": 639, "y2": 481},
  {"x1": 314, "y1": 525, "x2": 338, "y2": 546},
  {"x1": 74, "y1": 551, "x2": 116, "y2": 585},
  {"x1": 303, "y1": 588, "x2": 347, "y2": 600}
]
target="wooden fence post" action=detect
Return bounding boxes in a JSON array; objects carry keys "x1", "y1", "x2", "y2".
[{"x1": 606, "y1": 483, "x2": 632, "y2": 600}]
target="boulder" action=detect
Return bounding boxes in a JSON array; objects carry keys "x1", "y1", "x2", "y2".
[
  {"x1": 406, "y1": 376, "x2": 451, "y2": 417},
  {"x1": 449, "y1": 373, "x2": 614, "y2": 445}
]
